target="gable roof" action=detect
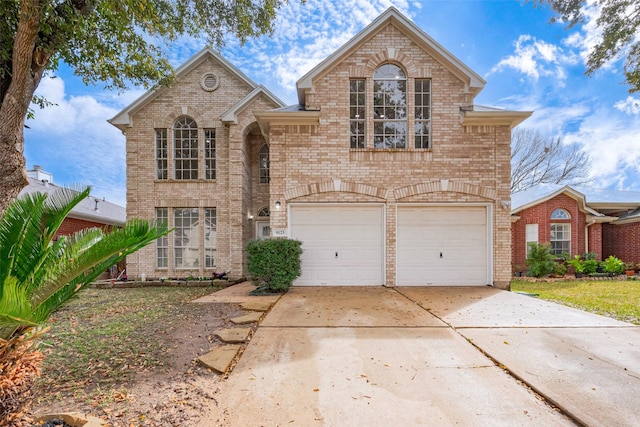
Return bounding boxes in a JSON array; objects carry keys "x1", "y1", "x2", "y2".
[
  {"x1": 511, "y1": 184, "x2": 640, "y2": 224},
  {"x1": 221, "y1": 85, "x2": 285, "y2": 124},
  {"x1": 109, "y1": 48, "x2": 259, "y2": 132},
  {"x1": 296, "y1": 7, "x2": 486, "y2": 106},
  {"x1": 19, "y1": 177, "x2": 126, "y2": 226}
]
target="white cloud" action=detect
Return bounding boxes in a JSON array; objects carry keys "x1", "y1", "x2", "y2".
[
  {"x1": 26, "y1": 76, "x2": 127, "y2": 206},
  {"x1": 489, "y1": 35, "x2": 577, "y2": 84},
  {"x1": 614, "y1": 96, "x2": 640, "y2": 115}
]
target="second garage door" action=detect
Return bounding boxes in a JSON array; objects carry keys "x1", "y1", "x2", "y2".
[
  {"x1": 290, "y1": 204, "x2": 384, "y2": 286},
  {"x1": 397, "y1": 205, "x2": 490, "y2": 286}
]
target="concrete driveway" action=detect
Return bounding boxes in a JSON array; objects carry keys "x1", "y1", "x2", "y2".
[{"x1": 198, "y1": 286, "x2": 640, "y2": 426}]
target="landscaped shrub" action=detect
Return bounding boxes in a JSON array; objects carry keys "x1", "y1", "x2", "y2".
[
  {"x1": 603, "y1": 255, "x2": 624, "y2": 275},
  {"x1": 246, "y1": 239, "x2": 303, "y2": 293},
  {"x1": 583, "y1": 259, "x2": 599, "y2": 275},
  {"x1": 526, "y1": 243, "x2": 557, "y2": 278}
]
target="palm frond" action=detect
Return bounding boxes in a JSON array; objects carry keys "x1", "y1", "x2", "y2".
[{"x1": 0, "y1": 276, "x2": 38, "y2": 339}]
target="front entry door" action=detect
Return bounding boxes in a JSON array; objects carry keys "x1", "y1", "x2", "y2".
[{"x1": 255, "y1": 220, "x2": 271, "y2": 240}]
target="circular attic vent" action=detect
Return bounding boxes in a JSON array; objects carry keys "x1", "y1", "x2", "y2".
[{"x1": 200, "y1": 72, "x2": 220, "y2": 92}]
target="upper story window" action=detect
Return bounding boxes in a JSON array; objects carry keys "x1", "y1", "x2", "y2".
[
  {"x1": 259, "y1": 144, "x2": 270, "y2": 184},
  {"x1": 551, "y1": 208, "x2": 570, "y2": 219},
  {"x1": 155, "y1": 129, "x2": 168, "y2": 180},
  {"x1": 373, "y1": 64, "x2": 406, "y2": 149},
  {"x1": 350, "y1": 79, "x2": 366, "y2": 148},
  {"x1": 204, "y1": 128, "x2": 216, "y2": 180},
  {"x1": 414, "y1": 79, "x2": 431, "y2": 149},
  {"x1": 174, "y1": 116, "x2": 198, "y2": 180}
]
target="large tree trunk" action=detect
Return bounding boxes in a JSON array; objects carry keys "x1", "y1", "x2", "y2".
[{"x1": 0, "y1": 0, "x2": 47, "y2": 215}]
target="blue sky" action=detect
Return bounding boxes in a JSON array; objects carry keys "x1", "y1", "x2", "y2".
[{"x1": 24, "y1": 0, "x2": 640, "y2": 207}]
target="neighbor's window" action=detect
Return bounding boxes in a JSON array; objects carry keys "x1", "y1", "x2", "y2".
[
  {"x1": 551, "y1": 208, "x2": 570, "y2": 219},
  {"x1": 259, "y1": 144, "x2": 270, "y2": 184},
  {"x1": 373, "y1": 64, "x2": 407, "y2": 148},
  {"x1": 204, "y1": 208, "x2": 216, "y2": 268},
  {"x1": 155, "y1": 129, "x2": 168, "y2": 180},
  {"x1": 414, "y1": 79, "x2": 431, "y2": 149},
  {"x1": 550, "y1": 223, "x2": 571, "y2": 256},
  {"x1": 350, "y1": 79, "x2": 366, "y2": 148},
  {"x1": 204, "y1": 128, "x2": 216, "y2": 180},
  {"x1": 155, "y1": 208, "x2": 168, "y2": 268},
  {"x1": 525, "y1": 223, "x2": 538, "y2": 257},
  {"x1": 174, "y1": 208, "x2": 200, "y2": 268},
  {"x1": 174, "y1": 116, "x2": 198, "y2": 180}
]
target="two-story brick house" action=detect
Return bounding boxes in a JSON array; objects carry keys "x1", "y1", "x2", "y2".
[{"x1": 110, "y1": 7, "x2": 531, "y2": 288}]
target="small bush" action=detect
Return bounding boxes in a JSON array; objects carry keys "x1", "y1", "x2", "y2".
[
  {"x1": 526, "y1": 243, "x2": 556, "y2": 278},
  {"x1": 246, "y1": 239, "x2": 303, "y2": 293},
  {"x1": 553, "y1": 262, "x2": 567, "y2": 276},
  {"x1": 583, "y1": 259, "x2": 599, "y2": 275},
  {"x1": 603, "y1": 255, "x2": 624, "y2": 275}
]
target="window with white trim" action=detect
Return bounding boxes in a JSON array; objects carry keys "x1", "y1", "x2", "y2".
[
  {"x1": 174, "y1": 116, "x2": 198, "y2": 180},
  {"x1": 155, "y1": 129, "x2": 168, "y2": 180},
  {"x1": 174, "y1": 208, "x2": 200, "y2": 268},
  {"x1": 551, "y1": 208, "x2": 570, "y2": 219},
  {"x1": 204, "y1": 208, "x2": 216, "y2": 268},
  {"x1": 259, "y1": 144, "x2": 270, "y2": 184},
  {"x1": 414, "y1": 79, "x2": 431, "y2": 149},
  {"x1": 373, "y1": 64, "x2": 407, "y2": 148},
  {"x1": 550, "y1": 222, "x2": 571, "y2": 256},
  {"x1": 155, "y1": 208, "x2": 168, "y2": 268},
  {"x1": 350, "y1": 79, "x2": 366, "y2": 148},
  {"x1": 204, "y1": 128, "x2": 216, "y2": 180},
  {"x1": 525, "y1": 223, "x2": 538, "y2": 256}
]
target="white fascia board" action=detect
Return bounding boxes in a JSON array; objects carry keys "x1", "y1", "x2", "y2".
[
  {"x1": 511, "y1": 186, "x2": 602, "y2": 217},
  {"x1": 461, "y1": 110, "x2": 533, "y2": 129},
  {"x1": 221, "y1": 85, "x2": 286, "y2": 124}
]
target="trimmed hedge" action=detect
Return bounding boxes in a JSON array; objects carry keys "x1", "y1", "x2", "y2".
[{"x1": 246, "y1": 239, "x2": 303, "y2": 293}]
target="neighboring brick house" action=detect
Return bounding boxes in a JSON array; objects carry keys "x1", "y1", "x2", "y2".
[
  {"x1": 511, "y1": 184, "x2": 640, "y2": 272},
  {"x1": 110, "y1": 7, "x2": 531, "y2": 288},
  {"x1": 20, "y1": 166, "x2": 126, "y2": 239}
]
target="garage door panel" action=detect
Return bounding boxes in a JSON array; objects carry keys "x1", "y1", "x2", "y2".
[
  {"x1": 291, "y1": 205, "x2": 384, "y2": 286},
  {"x1": 397, "y1": 206, "x2": 489, "y2": 286}
]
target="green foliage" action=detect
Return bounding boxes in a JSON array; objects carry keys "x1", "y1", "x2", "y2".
[
  {"x1": 246, "y1": 239, "x2": 302, "y2": 292},
  {"x1": 0, "y1": 187, "x2": 170, "y2": 341},
  {"x1": 1, "y1": 0, "x2": 292, "y2": 92},
  {"x1": 566, "y1": 255, "x2": 584, "y2": 273},
  {"x1": 583, "y1": 259, "x2": 600, "y2": 275},
  {"x1": 603, "y1": 255, "x2": 624, "y2": 275},
  {"x1": 553, "y1": 261, "x2": 567, "y2": 276},
  {"x1": 533, "y1": 0, "x2": 640, "y2": 93},
  {"x1": 525, "y1": 243, "x2": 557, "y2": 277}
]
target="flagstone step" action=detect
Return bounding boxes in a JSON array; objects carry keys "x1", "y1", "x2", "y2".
[
  {"x1": 230, "y1": 311, "x2": 263, "y2": 324},
  {"x1": 240, "y1": 300, "x2": 274, "y2": 312},
  {"x1": 215, "y1": 327, "x2": 252, "y2": 343},
  {"x1": 197, "y1": 344, "x2": 242, "y2": 374}
]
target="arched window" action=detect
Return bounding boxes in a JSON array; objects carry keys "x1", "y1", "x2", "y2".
[
  {"x1": 373, "y1": 64, "x2": 407, "y2": 148},
  {"x1": 259, "y1": 144, "x2": 270, "y2": 184},
  {"x1": 550, "y1": 209, "x2": 571, "y2": 219},
  {"x1": 257, "y1": 207, "x2": 270, "y2": 217},
  {"x1": 174, "y1": 116, "x2": 198, "y2": 180},
  {"x1": 550, "y1": 209, "x2": 571, "y2": 256}
]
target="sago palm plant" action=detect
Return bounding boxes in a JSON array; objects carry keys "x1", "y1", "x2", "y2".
[{"x1": 0, "y1": 187, "x2": 169, "y2": 426}]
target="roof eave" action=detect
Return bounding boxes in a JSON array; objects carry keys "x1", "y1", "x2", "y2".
[
  {"x1": 462, "y1": 111, "x2": 533, "y2": 129},
  {"x1": 221, "y1": 85, "x2": 286, "y2": 124},
  {"x1": 254, "y1": 110, "x2": 321, "y2": 141}
]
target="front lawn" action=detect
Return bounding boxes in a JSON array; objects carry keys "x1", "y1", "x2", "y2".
[{"x1": 511, "y1": 279, "x2": 640, "y2": 324}]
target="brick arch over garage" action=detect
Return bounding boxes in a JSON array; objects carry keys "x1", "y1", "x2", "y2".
[
  {"x1": 284, "y1": 179, "x2": 387, "y2": 201},
  {"x1": 394, "y1": 180, "x2": 499, "y2": 201}
]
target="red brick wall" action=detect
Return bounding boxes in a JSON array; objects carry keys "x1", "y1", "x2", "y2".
[
  {"x1": 602, "y1": 222, "x2": 640, "y2": 264},
  {"x1": 55, "y1": 217, "x2": 113, "y2": 239},
  {"x1": 511, "y1": 194, "x2": 592, "y2": 271}
]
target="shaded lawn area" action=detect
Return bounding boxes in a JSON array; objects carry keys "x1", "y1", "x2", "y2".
[{"x1": 511, "y1": 279, "x2": 640, "y2": 325}]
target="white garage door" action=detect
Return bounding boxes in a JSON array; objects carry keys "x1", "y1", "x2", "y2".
[
  {"x1": 290, "y1": 205, "x2": 384, "y2": 286},
  {"x1": 397, "y1": 205, "x2": 489, "y2": 286}
]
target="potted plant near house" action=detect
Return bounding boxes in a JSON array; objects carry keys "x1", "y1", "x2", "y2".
[
  {"x1": 603, "y1": 255, "x2": 624, "y2": 276},
  {"x1": 567, "y1": 255, "x2": 585, "y2": 278},
  {"x1": 624, "y1": 262, "x2": 636, "y2": 277}
]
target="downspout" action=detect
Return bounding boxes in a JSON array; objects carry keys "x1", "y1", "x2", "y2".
[{"x1": 585, "y1": 219, "x2": 596, "y2": 255}]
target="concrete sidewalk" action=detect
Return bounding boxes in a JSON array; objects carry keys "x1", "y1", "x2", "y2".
[{"x1": 198, "y1": 286, "x2": 640, "y2": 426}]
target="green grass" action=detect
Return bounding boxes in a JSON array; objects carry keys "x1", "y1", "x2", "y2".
[
  {"x1": 511, "y1": 279, "x2": 640, "y2": 324},
  {"x1": 35, "y1": 286, "x2": 219, "y2": 404}
]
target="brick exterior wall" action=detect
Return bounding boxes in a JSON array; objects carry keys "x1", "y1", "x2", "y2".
[
  {"x1": 511, "y1": 194, "x2": 600, "y2": 272},
  {"x1": 56, "y1": 217, "x2": 114, "y2": 239},
  {"x1": 603, "y1": 222, "x2": 640, "y2": 264},
  {"x1": 268, "y1": 24, "x2": 513, "y2": 288},
  {"x1": 123, "y1": 55, "x2": 277, "y2": 279}
]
